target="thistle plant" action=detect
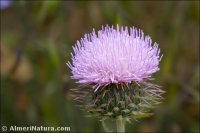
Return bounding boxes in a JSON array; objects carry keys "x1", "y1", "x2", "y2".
[{"x1": 67, "y1": 25, "x2": 164, "y2": 132}]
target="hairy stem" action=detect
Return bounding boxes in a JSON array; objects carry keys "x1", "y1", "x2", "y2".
[{"x1": 116, "y1": 116, "x2": 125, "y2": 133}]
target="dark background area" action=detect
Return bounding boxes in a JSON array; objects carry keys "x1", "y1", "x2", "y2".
[{"x1": 1, "y1": 1, "x2": 199, "y2": 132}]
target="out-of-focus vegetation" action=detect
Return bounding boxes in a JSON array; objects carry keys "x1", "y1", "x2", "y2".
[{"x1": 1, "y1": 1, "x2": 199, "y2": 132}]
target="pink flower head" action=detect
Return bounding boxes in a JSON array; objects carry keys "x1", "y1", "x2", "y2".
[{"x1": 67, "y1": 25, "x2": 162, "y2": 90}]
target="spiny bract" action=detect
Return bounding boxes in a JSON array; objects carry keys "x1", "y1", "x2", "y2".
[{"x1": 71, "y1": 82, "x2": 164, "y2": 121}]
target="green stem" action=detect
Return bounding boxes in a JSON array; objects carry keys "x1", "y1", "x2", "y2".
[{"x1": 116, "y1": 116, "x2": 125, "y2": 133}]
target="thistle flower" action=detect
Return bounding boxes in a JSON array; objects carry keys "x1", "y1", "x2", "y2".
[
  {"x1": 67, "y1": 25, "x2": 162, "y2": 91},
  {"x1": 67, "y1": 25, "x2": 164, "y2": 132}
]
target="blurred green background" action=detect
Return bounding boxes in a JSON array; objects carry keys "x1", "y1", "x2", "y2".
[{"x1": 1, "y1": 1, "x2": 199, "y2": 132}]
